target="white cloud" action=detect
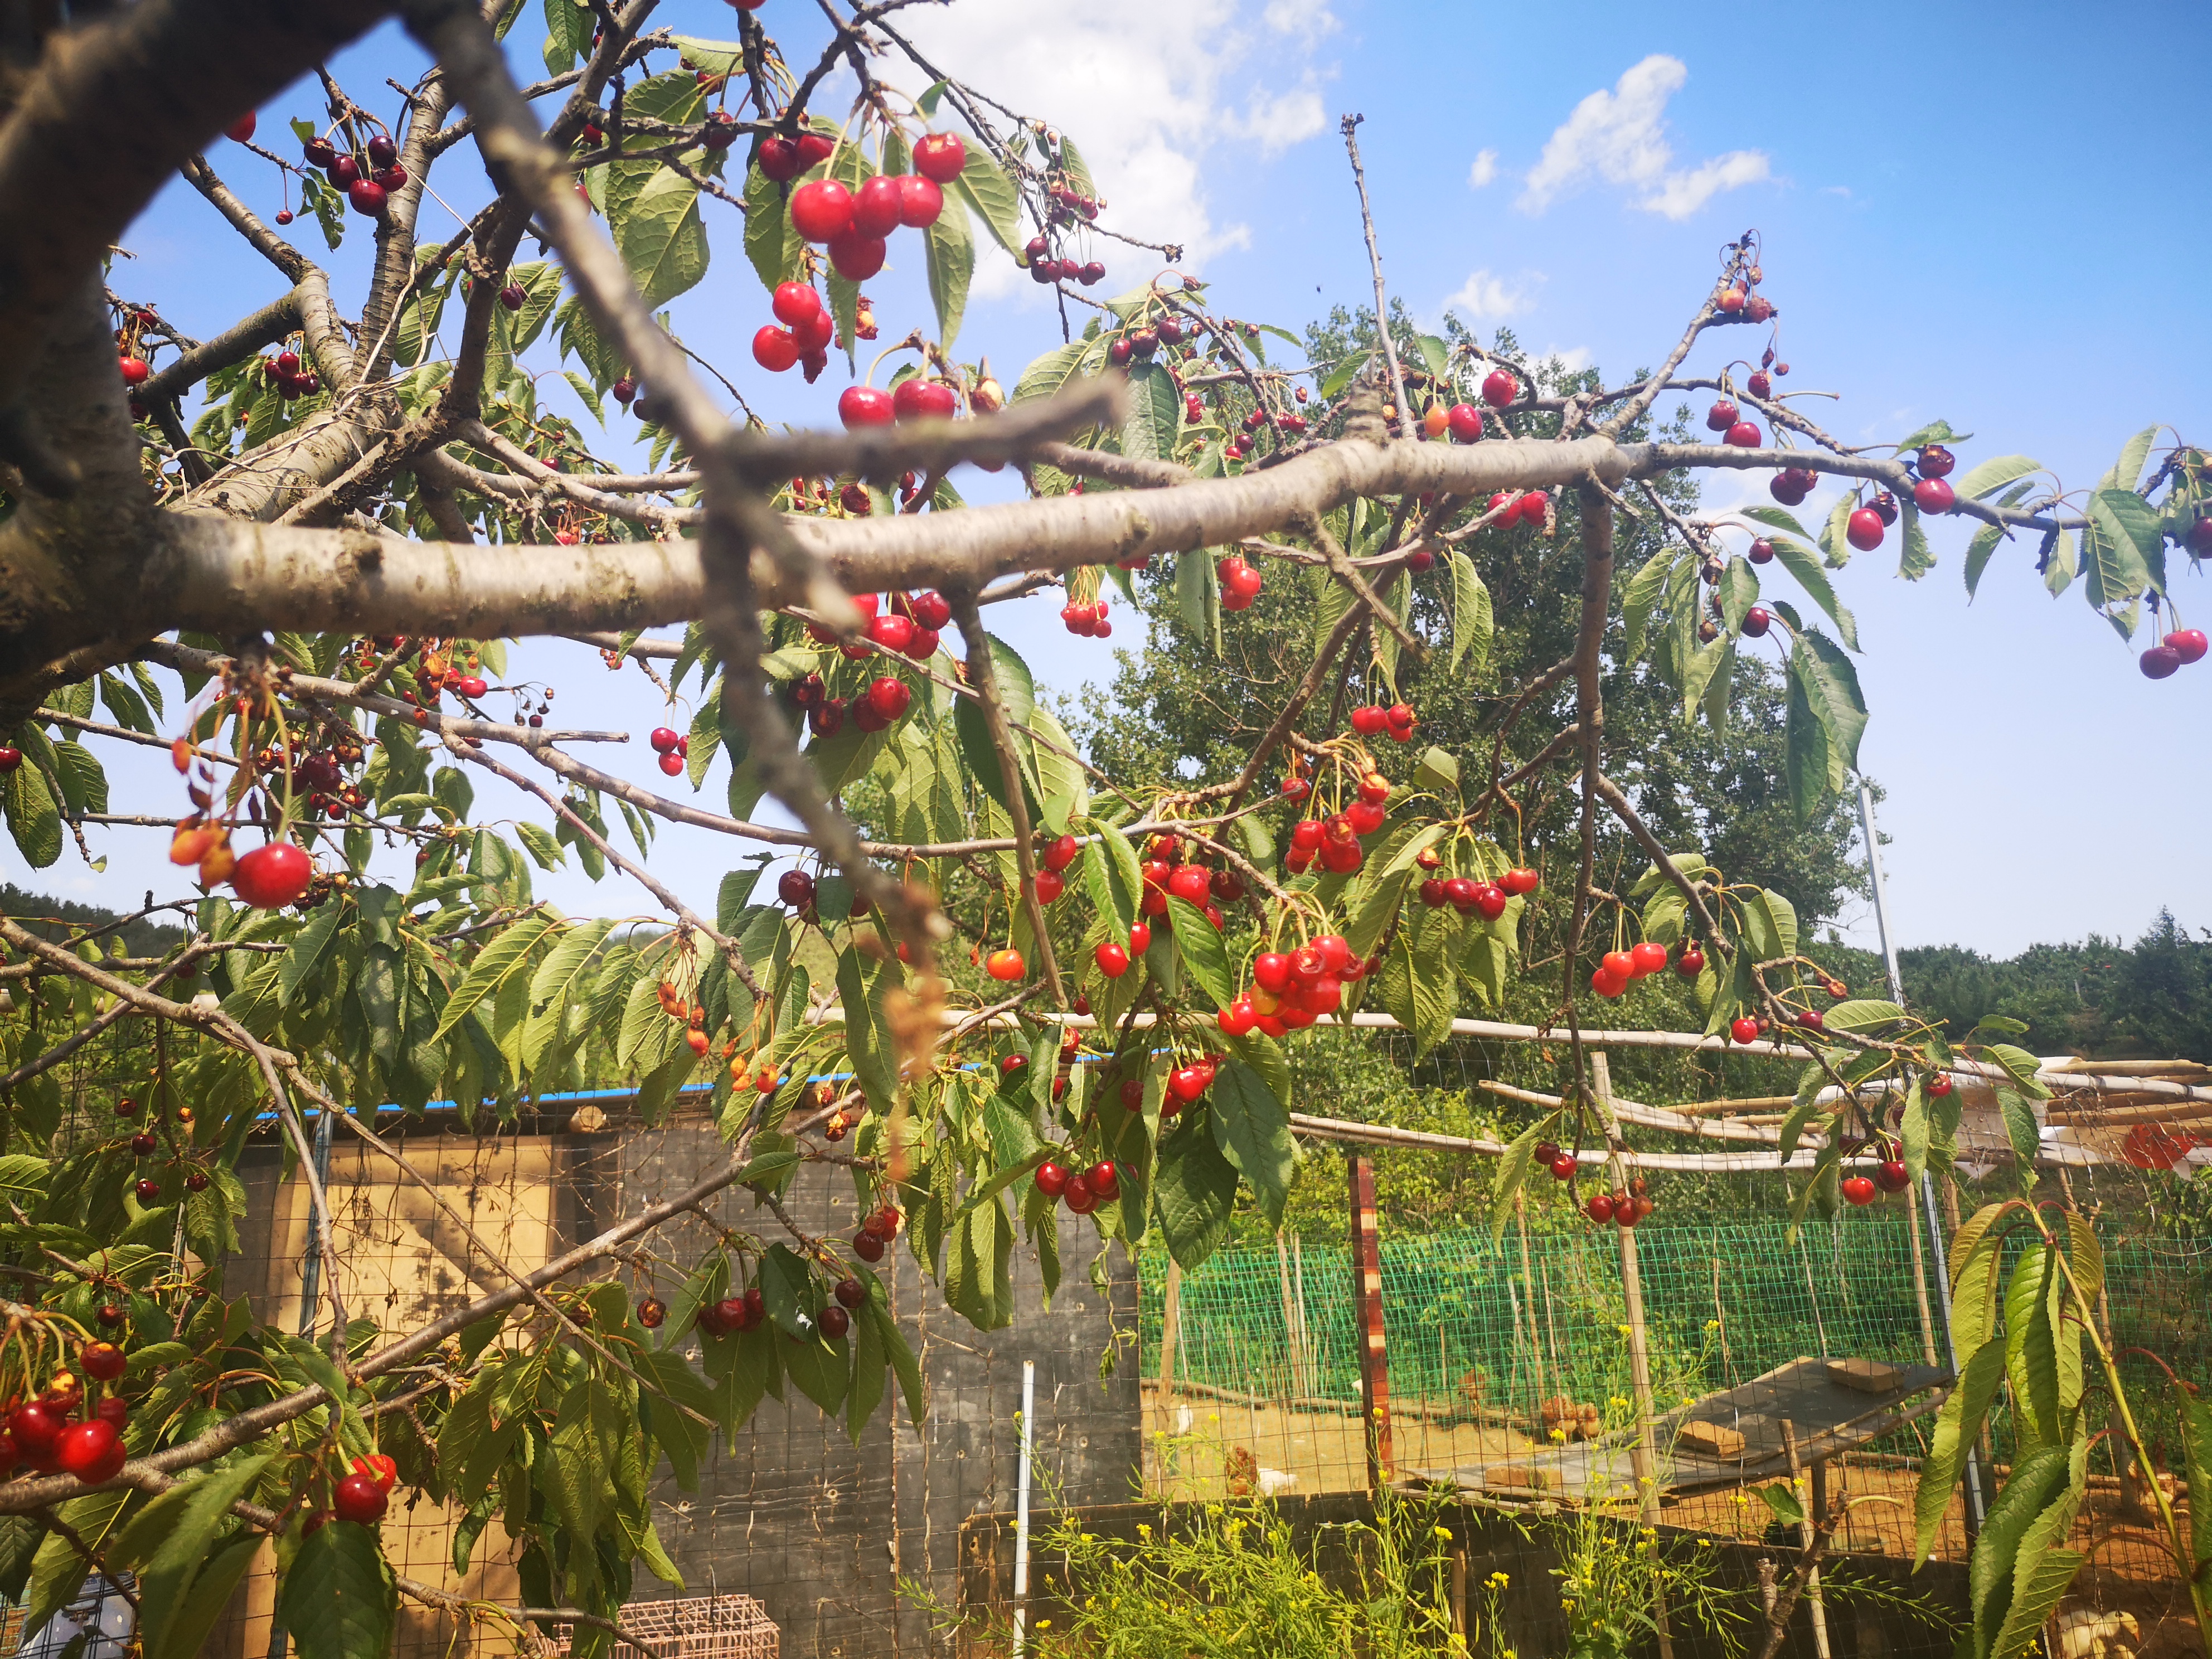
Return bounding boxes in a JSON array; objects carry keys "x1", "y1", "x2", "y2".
[
  {"x1": 1263, "y1": 0, "x2": 1338, "y2": 45},
  {"x1": 1442, "y1": 268, "x2": 1538, "y2": 323},
  {"x1": 1517, "y1": 55, "x2": 1768, "y2": 221},
  {"x1": 1467, "y1": 148, "x2": 1499, "y2": 189},
  {"x1": 891, "y1": 0, "x2": 1337, "y2": 279},
  {"x1": 1542, "y1": 345, "x2": 1594, "y2": 375}
]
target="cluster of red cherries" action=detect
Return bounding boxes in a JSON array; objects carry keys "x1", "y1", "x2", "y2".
[
  {"x1": 837, "y1": 375, "x2": 959, "y2": 429},
  {"x1": 3, "y1": 1340, "x2": 132, "y2": 1485},
  {"x1": 1216, "y1": 934, "x2": 1375, "y2": 1036},
  {"x1": 2139, "y1": 623, "x2": 2208, "y2": 680},
  {"x1": 648, "y1": 725, "x2": 691, "y2": 777},
  {"x1": 784, "y1": 130, "x2": 965, "y2": 284},
  {"x1": 1590, "y1": 939, "x2": 1702, "y2": 1000},
  {"x1": 1137, "y1": 835, "x2": 1239, "y2": 924},
  {"x1": 300, "y1": 129, "x2": 406, "y2": 219},
  {"x1": 1483, "y1": 489, "x2": 1550, "y2": 529},
  {"x1": 1283, "y1": 768, "x2": 1403, "y2": 876},
  {"x1": 1216, "y1": 555, "x2": 1267, "y2": 611},
  {"x1": 753, "y1": 282, "x2": 836, "y2": 379},
  {"x1": 1418, "y1": 851, "x2": 1539, "y2": 919},
  {"x1": 1060, "y1": 598, "x2": 1113, "y2": 637},
  {"x1": 1034, "y1": 1157, "x2": 1121, "y2": 1215},
  {"x1": 1537, "y1": 1147, "x2": 1662, "y2": 1230},
  {"x1": 1347, "y1": 702, "x2": 1417, "y2": 743}
]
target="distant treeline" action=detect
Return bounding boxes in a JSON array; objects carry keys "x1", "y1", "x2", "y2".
[
  {"x1": 1813, "y1": 909, "x2": 2212, "y2": 1064},
  {"x1": 1, "y1": 882, "x2": 188, "y2": 958}
]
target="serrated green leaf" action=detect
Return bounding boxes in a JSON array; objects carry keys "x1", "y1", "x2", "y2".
[
  {"x1": 1449, "y1": 550, "x2": 1493, "y2": 671},
  {"x1": 1208, "y1": 1059, "x2": 1293, "y2": 1229},
  {"x1": 434, "y1": 913, "x2": 554, "y2": 1038},
  {"x1": 923, "y1": 186, "x2": 974, "y2": 349},
  {"x1": 278, "y1": 1517, "x2": 396, "y2": 1659}
]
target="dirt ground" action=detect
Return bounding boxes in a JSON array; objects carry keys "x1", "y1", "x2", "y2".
[{"x1": 1138, "y1": 1385, "x2": 2201, "y2": 1659}]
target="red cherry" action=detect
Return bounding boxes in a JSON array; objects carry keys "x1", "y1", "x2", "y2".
[
  {"x1": 352, "y1": 1452, "x2": 397, "y2": 1493},
  {"x1": 1128, "y1": 921, "x2": 1152, "y2": 954},
  {"x1": 9, "y1": 1401, "x2": 60, "y2": 1457},
  {"x1": 1592, "y1": 967, "x2": 1628, "y2": 1000},
  {"x1": 1480, "y1": 368, "x2": 1518, "y2": 408},
  {"x1": 838, "y1": 386, "x2": 895, "y2": 428},
  {"x1": 790, "y1": 178, "x2": 854, "y2": 242},
  {"x1": 795, "y1": 133, "x2": 835, "y2": 168},
  {"x1": 333, "y1": 1472, "x2": 388, "y2": 1525},
  {"x1": 2140, "y1": 646, "x2": 2182, "y2": 680},
  {"x1": 835, "y1": 1278, "x2": 867, "y2": 1309},
  {"x1": 656, "y1": 751, "x2": 683, "y2": 776},
  {"x1": 226, "y1": 111, "x2": 258, "y2": 143},
  {"x1": 1676, "y1": 947, "x2": 1705, "y2": 977},
  {"x1": 1841, "y1": 1176, "x2": 1878, "y2": 1207},
  {"x1": 2164, "y1": 628, "x2": 2208, "y2": 664},
  {"x1": 1585, "y1": 1192, "x2": 1616, "y2": 1224},
  {"x1": 1846, "y1": 508, "x2": 1886, "y2": 552},
  {"x1": 984, "y1": 948, "x2": 1025, "y2": 982},
  {"x1": 1876, "y1": 1161, "x2": 1912, "y2": 1194},
  {"x1": 1913, "y1": 478, "x2": 1956, "y2": 515},
  {"x1": 1749, "y1": 538, "x2": 1774, "y2": 565},
  {"x1": 1742, "y1": 606, "x2": 1771, "y2": 638},
  {"x1": 119, "y1": 355, "x2": 151, "y2": 385},
  {"x1": 896, "y1": 174, "x2": 945, "y2": 227},
  {"x1": 752, "y1": 326, "x2": 799, "y2": 372},
  {"x1": 1063, "y1": 1175, "x2": 1098, "y2": 1216},
  {"x1": 650, "y1": 726, "x2": 681, "y2": 753},
  {"x1": 1444, "y1": 403, "x2": 1483, "y2": 442},
  {"x1": 1034, "y1": 1161, "x2": 1069, "y2": 1200},
  {"x1": 1628, "y1": 942, "x2": 1668, "y2": 977},
  {"x1": 817, "y1": 1304, "x2": 851, "y2": 1339},
  {"x1": 758, "y1": 137, "x2": 802, "y2": 181},
  {"x1": 1747, "y1": 371, "x2": 1771, "y2": 397},
  {"x1": 347, "y1": 179, "x2": 387, "y2": 217},
  {"x1": 891, "y1": 379, "x2": 959, "y2": 422},
  {"x1": 773, "y1": 282, "x2": 823, "y2": 326},
  {"x1": 367, "y1": 134, "x2": 398, "y2": 168},
  {"x1": 864, "y1": 677, "x2": 911, "y2": 722},
  {"x1": 81, "y1": 1341, "x2": 126, "y2": 1382},
  {"x1": 1550, "y1": 1154, "x2": 1577, "y2": 1180},
  {"x1": 828, "y1": 230, "x2": 886, "y2": 282},
  {"x1": 851, "y1": 174, "x2": 904, "y2": 237},
  {"x1": 853, "y1": 1231, "x2": 886, "y2": 1263},
  {"x1": 1724, "y1": 421, "x2": 1760, "y2": 449},
  {"x1": 1729, "y1": 1016, "x2": 1761, "y2": 1045},
  {"x1": 1706, "y1": 399, "x2": 1739, "y2": 433},
  {"x1": 1086, "y1": 1161, "x2": 1120, "y2": 1201},
  {"x1": 56, "y1": 1420, "x2": 125, "y2": 1483},
  {"x1": 914, "y1": 132, "x2": 967, "y2": 183},
  {"x1": 230, "y1": 842, "x2": 313, "y2": 909},
  {"x1": 1797, "y1": 1008, "x2": 1826, "y2": 1032},
  {"x1": 1094, "y1": 941, "x2": 1131, "y2": 979},
  {"x1": 1926, "y1": 1073, "x2": 1953, "y2": 1097}
]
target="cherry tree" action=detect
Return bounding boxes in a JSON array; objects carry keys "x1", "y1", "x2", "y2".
[{"x1": 0, "y1": 1, "x2": 2204, "y2": 1653}]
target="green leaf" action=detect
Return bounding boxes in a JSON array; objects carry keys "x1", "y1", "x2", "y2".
[
  {"x1": 1898, "y1": 500, "x2": 1936, "y2": 580},
  {"x1": 1967, "y1": 1443, "x2": 2072, "y2": 1659},
  {"x1": 435, "y1": 913, "x2": 554, "y2": 1039},
  {"x1": 612, "y1": 168, "x2": 709, "y2": 307},
  {"x1": 20, "y1": 1491, "x2": 128, "y2": 1643},
  {"x1": 279, "y1": 1517, "x2": 396, "y2": 1659},
  {"x1": 1783, "y1": 665, "x2": 1831, "y2": 824},
  {"x1": 1755, "y1": 1483, "x2": 1806, "y2": 1527},
  {"x1": 1449, "y1": 551, "x2": 1493, "y2": 672},
  {"x1": 1175, "y1": 547, "x2": 1223, "y2": 655},
  {"x1": 1153, "y1": 1120, "x2": 1238, "y2": 1270},
  {"x1": 1011, "y1": 336, "x2": 1102, "y2": 404},
  {"x1": 2087, "y1": 488, "x2": 2165, "y2": 601},
  {"x1": 2175, "y1": 1384, "x2": 2212, "y2": 1576},
  {"x1": 1914, "y1": 1340, "x2": 2009, "y2": 1565},
  {"x1": 1165, "y1": 896, "x2": 1233, "y2": 1009},
  {"x1": 1963, "y1": 520, "x2": 2009, "y2": 599},
  {"x1": 950, "y1": 145, "x2": 1023, "y2": 258},
  {"x1": 1819, "y1": 492, "x2": 1856, "y2": 567},
  {"x1": 1766, "y1": 536, "x2": 1859, "y2": 649},
  {"x1": 922, "y1": 186, "x2": 974, "y2": 348},
  {"x1": 835, "y1": 947, "x2": 901, "y2": 1115},
  {"x1": 1082, "y1": 818, "x2": 1142, "y2": 948},
  {"x1": 2097, "y1": 425, "x2": 2158, "y2": 494},
  {"x1": 1741, "y1": 505, "x2": 1810, "y2": 539},
  {"x1": 1953, "y1": 454, "x2": 2042, "y2": 501},
  {"x1": 1122, "y1": 361, "x2": 1180, "y2": 461},
  {"x1": 2, "y1": 761, "x2": 61, "y2": 869},
  {"x1": 159, "y1": 1532, "x2": 264, "y2": 1659},
  {"x1": 1488, "y1": 1119, "x2": 1545, "y2": 1242},
  {"x1": 1788, "y1": 629, "x2": 1867, "y2": 781},
  {"x1": 1207, "y1": 1059, "x2": 1294, "y2": 1228},
  {"x1": 1824, "y1": 998, "x2": 1906, "y2": 1034}
]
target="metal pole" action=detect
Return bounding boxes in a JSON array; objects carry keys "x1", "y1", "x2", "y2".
[
  {"x1": 1859, "y1": 782, "x2": 1986, "y2": 1538},
  {"x1": 1013, "y1": 1359, "x2": 1035, "y2": 1658}
]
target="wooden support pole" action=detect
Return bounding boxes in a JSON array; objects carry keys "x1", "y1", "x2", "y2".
[
  {"x1": 1348, "y1": 1152, "x2": 1394, "y2": 1494},
  {"x1": 1157, "y1": 1259, "x2": 1183, "y2": 1443},
  {"x1": 1591, "y1": 1054, "x2": 1661, "y2": 1514},
  {"x1": 1904, "y1": 1179, "x2": 1940, "y2": 1367}
]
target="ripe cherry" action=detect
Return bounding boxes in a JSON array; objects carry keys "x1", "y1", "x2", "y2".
[
  {"x1": 1676, "y1": 947, "x2": 1705, "y2": 977},
  {"x1": 897, "y1": 174, "x2": 945, "y2": 227},
  {"x1": 838, "y1": 385, "x2": 895, "y2": 429},
  {"x1": 2164, "y1": 628, "x2": 2208, "y2": 664},
  {"x1": 81, "y1": 1342, "x2": 126, "y2": 1382},
  {"x1": 818, "y1": 1304, "x2": 851, "y2": 1339},
  {"x1": 333, "y1": 1472, "x2": 388, "y2": 1525},
  {"x1": 1628, "y1": 942, "x2": 1668, "y2": 977},
  {"x1": 56, "y1": 1420, "x2": 125, "y2": 1484},
  {"x1": 1846, "y1": 508, "x2": 1886, "y2": 552},
  {"x1": 1550, "y1": 1154, "x2": 1578, "y2": 1180},
  {"x1": 851, "y1": 174, "x2": 904, "y2": 237},
  {"x1": 1480, "y1": 368, "x2": 1518, "y2": 408},
  {"x1": 1729, "y1": 1016, "x2": 1761, "y2": 1045},
  {"x1": 1095, "y1": 940, "x2": 1131, "y2": 979},
  {"x1": 1586, "y1": 1192, "x2": 1616, "y2": 1223},
  {"x1": 1796, "y1": 1009, "x2": 1826, "y2": 1032},
  {"x1": 984, "y1": 948, "x2": 1025, "y2": 982},
  {"x1": 1724, "y1": 420, "x2": 1760, "y2": 449},
  {"x1": 835, "y1": 1278, "x2": 867, "y2": 1310},
  {"x1": 367, "y1": 133, "x2": 398, "y2": 169},
  {"x1": 1917, "y1": 444, "x2": 1956, "y2": 479},
  {"x1": 130, "y1": 1132, "x2": 156, "y2": 1156},
  {"x1": 650, "y1": 726, "x2": 681, "y2": 753},
  {"x1": 226, "y1": 111, "x2": 258, "y2": 143},
  {"x1": 1841, "y1": 1176, "x2": 1878, "y2": 1207},
  {"x1": 231, "y1": 842, "x2": 313, "y2": 909},
  {"x1": 1747, "y1": 370, "x2": 1771, "y2": 398},
  {"x1": 773, "y1": 282, "x2": 823, "y2": 326},
  {"x1": 913, "y1": 132, "x2": 967, "y2": 183},
  {"x1": 892, "y1": 379, "x2": 959, "y2": 422},
  {"x1": 1592, "y1": 966, "x2": 1628, "y2": 1000},
  {"x1": 1871, "y1": 490, "x2": 1900, "y2": 525},
  {"x1": 853, "y1": 1231, "x2": 886, "y2": 1263},
  {"x1": 1742, "y1": 606, "x2": 1771, "y2": 638},
  {"x1": 1875, "y1": 1161, "x2": 1912, "y2": 1194},
  {"x1": 1749, "y1": 538, "x2": 1774, "y2": 565},
  {"x1": 134, "y1": 1178, "x2": 161, "y2": 1204},
  {"x1": 1129, "y1": 921, "x2": 1152, "y2": 954},
  {"x1": 1444, "y1": 403, "x2": 1483, "y2": 443},
  {"x1": 1063, "y1": 1175, "x2": 1098, "y2": 1215},
  {"x1": 790, "y1": 178, "x2": 854, "y2": 242},
  {"x1": 753, "y1": 326, "x2": 800, "y2": 372},
  {"x1": 347, "y1": 179, "x2": 387, "y2": 217},
  {"x1": 185, "y1": 1170, "x2": 210, "y2": 1193},
  {"x1": 828, "y1": 230, "x2": 886, "y2": 282},
  {"x1": 2140, "y1": 646, "x2": 2182, "y2": 680},
  {"x1": 866, "y1": 677, "x2": 911, "y2": 721},
  {"x1": 1926, "y1": 1073, "x2": 1954, "y2": 1098},
  {"x1": 1913, "y1": 478, "x2": 1956, "y2": 515},
  {"x1": 1706, "y1": 399, "x2": 1739, "y2": 433}
]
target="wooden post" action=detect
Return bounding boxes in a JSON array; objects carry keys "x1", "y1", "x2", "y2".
[
  {"x1": 1514, "y1": 1191, "x2": 1549, "y2": 1428},
  {"x1": 1275, "y1": 1233, "x2": 1305, "y2": 1399},
  {"x1": 1782, "y1": 1419, "x2": 1833, "y2": 1659},
  {"x1": 1590, "y1": 1054, "x2": 1661, "y2": 1516},
  {"x1": 1904, "y1": 1188, "x2": 1940, "y2": 1367},
  {"x1": 1348, "y1": 1153, "x2": 1394, "y2": 1493},
  {"x1": 1157, "y1": 1259, "x2": 1183, "y2": 1440}
]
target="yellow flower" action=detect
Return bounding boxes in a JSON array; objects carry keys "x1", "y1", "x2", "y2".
[
  {"x1": 1036, "y1": 1620, "x2": 1051, "y2": 1631},
  {"x1": 1617, "y1": 1324, "x2": 1633, "y2": 1337},
  {"x1": 1550, "y1": 1427, "x2": 1568, "y2": 1443},
  {"x1": 1137, "y1": 1523, "x2": 1152, "y2": 1539},
  {"x1": 1705, "y1": 1319, "x2": 1721, "y2": 1331},
  {"x1": 1434, "y1": 1525, "x2": 1453, "y2": 1540},
  {"x1": 1638, "y1": 1475, "x2": 1655, "y2": 1487},
  {"x1": 1698, "y1": 1537, "x2": 1713, "y2": 1548},
  {"x1": 1080, "y1": 1533, "x2": 1097, "y2": 1543}
]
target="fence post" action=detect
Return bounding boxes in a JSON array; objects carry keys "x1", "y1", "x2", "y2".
[
  {"x1": 1348, "y1": 1152, "x2": 1394, "y2": 1495},
  {"x1": 1589, "y1": 1054, "x2": 1661, "y2": 1515}
]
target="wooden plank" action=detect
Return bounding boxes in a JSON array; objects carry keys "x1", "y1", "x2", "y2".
[{"x1": 1348, "y1": 1153, "x2": 1393, "y2": 1493}]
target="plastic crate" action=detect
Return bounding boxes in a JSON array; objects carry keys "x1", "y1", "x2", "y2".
[{"x1": 549, "y1": 1594, "x2": 778, "y2": 1659}]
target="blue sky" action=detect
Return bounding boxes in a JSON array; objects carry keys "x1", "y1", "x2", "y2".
[{"x1": 46, "y1": 0, "x2": 2212, "y2": 960}]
